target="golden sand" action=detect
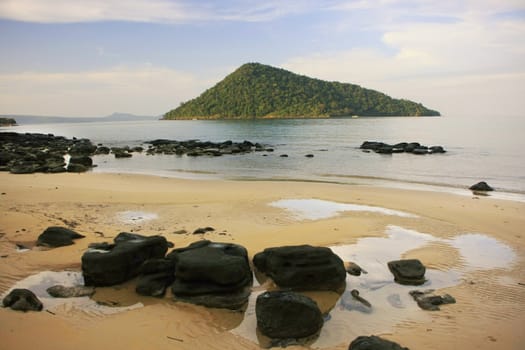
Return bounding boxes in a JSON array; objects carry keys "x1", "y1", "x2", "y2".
[{"x1": 0, "y1": 172, "x2": 524, "y2": 349}]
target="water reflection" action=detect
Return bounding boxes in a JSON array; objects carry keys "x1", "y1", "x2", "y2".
[
  {"x1": 269, "y1": 198, "x2": 417, "y2": 220},
  {"x1": 232, "y1": 225, "x2": 516, "y2": 348}
]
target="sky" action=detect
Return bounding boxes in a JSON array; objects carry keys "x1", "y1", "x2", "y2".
[{"x1": 0, "y1": 0, "x2": 524, "y2": 117}]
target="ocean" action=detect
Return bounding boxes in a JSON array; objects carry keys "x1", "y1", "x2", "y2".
[{"x1": 3, "y1": 115, "x2": 524, "y2": 200}]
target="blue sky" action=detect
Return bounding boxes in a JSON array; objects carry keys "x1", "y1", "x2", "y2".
[{"x1": 0, "y1": 0, "x2": 524, "y2": 117}]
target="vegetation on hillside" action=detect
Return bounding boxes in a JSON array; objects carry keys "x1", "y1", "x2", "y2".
[{"x1": 164, "y1": 63, "x2": 440, "y2": 119}]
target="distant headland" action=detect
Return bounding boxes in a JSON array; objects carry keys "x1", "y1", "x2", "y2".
[
  {"x1": 0, "y1": 117, "x2": 17, "y2": 126},
  {"x1": 164, "y1": 62, "x2": 440, "y2": 120}
]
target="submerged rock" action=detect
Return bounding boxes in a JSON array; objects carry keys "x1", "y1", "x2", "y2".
[
  {"x1": 346, "y1": 262, "x2": 366, "y2": 276},
  {"x1": 46, "y1": 285, "x2": 95, "y2": 298},
  {"x1": 348, "y1": 335, "x2": 409, "y2": 350},
  {"x1": 409, "y1": 289, "x2": 456, "y2": 311},
  {"x1": 2, "y1": 289, "x2": 43, "y2": 312},
  {"x1": 253, "y1": 245, "x2": 346, "y2": 291},
  {"x1": 82, "y1": 233, "x2": 168, "y2": 286},
  {"x1": 36, "y1": 226, "x2": 85, "y2": 247},
  {"x1": 387, "y1": 259, "x2": 426, "y2": 285},
  {"x1": 256, "y1": 291, "x2": 323, "y2": 341},
  {"x1": 168, "y1": 240, "x2": 252, "y2": 309}
]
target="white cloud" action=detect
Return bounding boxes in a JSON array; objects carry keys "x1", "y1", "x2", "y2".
[
  {"x1": 0, "y1": 0, "x2": 324, "y2": 23},
  {"x1": 282, "y1": 1, "x2": 525, "y2": 117},
  {"x1": 0, "y1": 65, "x2": 211, "y2": 116}
]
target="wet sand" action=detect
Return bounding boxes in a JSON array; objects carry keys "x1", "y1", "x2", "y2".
[{"x1": 1, "y1": 172, "x2": 524, "y2": 350}]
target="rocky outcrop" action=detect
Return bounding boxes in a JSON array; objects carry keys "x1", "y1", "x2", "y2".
[
  {"x1": 256, "y1": 291, "x2": 323, "y2": 340},
  {"x1": 2, "y1": 289, "x2": 43, "y2": 312},
  {"x1": 82, "y1": 232, "x2": 169, "y2": 286},
  {"x1": 145, "y1": 139, "x2": 272, "y2": 157},
  {"x1": 469, "y1": 181, "x2": 494, "y2": 191},
  {"x1": 348, "y1": 335, "x2": 409, "y2": 350},
  {"x1": 387, "y1": 259, "x2": 426, "y2": 285},
  {"x1": 409, "y1": 289, "x2": 456, "y2": 311},
  {"x1": 360, "y1": 141, "x2": 446, "y2": 155},
  {"x1": 36, "y1": 226, "x2": 85, "y2": 247},
  {"x1": 167, "y1": 240, "x2": 252, "y2": 309},
  {"x1": 253, "y1": 245, "x2": 346, "y2": 291}
]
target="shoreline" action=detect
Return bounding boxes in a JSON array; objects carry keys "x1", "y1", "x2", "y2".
[{"x1": 1, "y1": 172, "x2": 524, "y2": 350}]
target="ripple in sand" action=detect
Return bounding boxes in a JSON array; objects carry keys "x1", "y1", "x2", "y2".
[{"x1": 269, "y1": 198, "x2": 417, "y2": 220}]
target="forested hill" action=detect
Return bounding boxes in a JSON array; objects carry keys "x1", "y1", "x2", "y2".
[{"x1": 164, "y1": 63, "x2": 440, "y2": 119}]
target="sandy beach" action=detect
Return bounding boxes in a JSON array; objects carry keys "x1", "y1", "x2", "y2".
[{"x1": 1, "y1": 172, "x2": 524, "y2": 350}]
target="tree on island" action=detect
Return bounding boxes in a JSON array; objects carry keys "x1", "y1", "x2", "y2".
[{"x1": 164, "y1": 63, "x2": 440, "y2": 119}]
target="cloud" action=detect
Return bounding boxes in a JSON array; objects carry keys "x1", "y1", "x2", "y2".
[
  {"x1": 0, "y1": 65, "x2": 211, "y2": 116},
  {"x1": 282, "y1": 1, "x2": 525, "y2": 117},
  {"x1": 0, "y1": 0, "x2": 325, "y2": 23}
]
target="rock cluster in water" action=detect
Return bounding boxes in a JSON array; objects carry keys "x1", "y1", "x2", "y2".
[
  {"x1": 4, "y1": 226, "x2": 444, "y2": 349},
  {"x1": 145, "y1": 139, "x2": 273, "y2": 156},
  {"x1": 0, "y1": 132, "x2": 272, "y2": 174},
  {"x1": 360, "y1": 141, "x2": 446, "y2": 155}
]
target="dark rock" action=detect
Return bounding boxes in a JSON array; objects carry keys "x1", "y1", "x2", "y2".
[
  {"x1": 95, "y1": 146, "x2": 111, "y2": 154},
  {"x1": 69, "y1": 139, "x2": 97, "y2": 155},
  {"x1": 46, "y1": 285, "x2": 95, "y2": 298},
  {"x1": 412, "y1": 147, "x2": 429, "y2": 155},
  {"x1": 82, "y1": 233, "x2": 168, "y2": 286},
  {"x1": 2, "y1": 289, "x2": 43, "y2": 312},
  {"x1": 36, "y1": 226, "x2": 85, "y2": 247},
  {"x1": 9, "y1": 161, "x2": 41, "y2": 174},
  {"x1": 113, "y1": 149, "x2": 132, "y2": 158},
  {"x1": 280, "y1": 154, "x2": 289, "y2": 157},
  {"x1": 403, "y1": 142, "x2": 421, "y2": 153},
  {"x1": 256, "y1": 291, "x2": 323, "y2": 340},
  {"x1": 168, "y1": 240, "x2": 252, "y2": 309},
  {"x1": 192, "y1": 227, "x2": 215, "y2": 234},
  {"x1": 429, "y1": 145, "x2": 446, "y2": 153},
  {"x1": 348, "y1": 335, "x2": 409, "y2": 350},
  {"x1": 409, "y1": 289, "x2": 456, "y2": 311},
  {"x1": 253, "y1": 245, "x2": 346, "y2": 291},
  {"x1": 346, "y1": 262, "x2": 366, "y2": 276},
  {"x1": 135, "y1": 258, "x2": 176, "y2": 297},
  {"x1": 67, "y1": 163, "x2": 89, "y2": 172},
  {"x1": 376, "y1": 146, "x2": 393, "y2": 154},
  {"x1": 387, "y1": 259, "x2": 426, "y2": 285},
  {"x1": 469, "y1": 181, "x2": 494, "y2": 191},
  {"x1": 305, "y1": 154, "x2": 314, "y2": 158},
  {"x1": 69, "y1": 155, "x2": 93, "y2": 167}
]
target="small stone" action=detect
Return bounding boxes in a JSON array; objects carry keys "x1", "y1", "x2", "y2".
[
  {"x1": 469, "y1": 181, "x2": 494, "y2": 191},
  {"x1": 2, "y1": 289, "x2": 43, "y2": 312}
]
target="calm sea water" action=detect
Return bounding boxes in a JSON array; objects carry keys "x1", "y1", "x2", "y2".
[{"x1": 3, "y1": 115, "x2": 524, "y2": 200}]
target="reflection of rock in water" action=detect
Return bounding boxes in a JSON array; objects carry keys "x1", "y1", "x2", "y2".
[{"x1": 387, "y1": 293, "x2": 405, "y2": 308}]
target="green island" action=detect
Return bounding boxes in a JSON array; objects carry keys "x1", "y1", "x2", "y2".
[{"x1": 164, "y1": 63, "x2": 440, "y2": 119}]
